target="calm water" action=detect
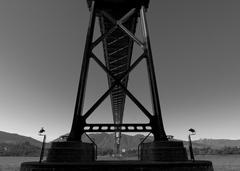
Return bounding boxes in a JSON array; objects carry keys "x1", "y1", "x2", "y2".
[
  {"x1": 0, "y1": 155, "x2": 240, "y2": 171},
  {"x1": 196, "y1": 155, "x2": 240, "y2": 171}
]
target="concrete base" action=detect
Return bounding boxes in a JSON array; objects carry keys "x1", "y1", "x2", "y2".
[
  {"x1": 20, "y1": 140, "x2": 214, "y2": 171},
  {"x1": 20, "y1": 160, "x2": 214, "y2": 171},
  {"x1": 140, "y1": 141, "x2": 188, "y2": 161},
  {"x1": 46, "y1": 141, "x2": 95, "y2": 162}
]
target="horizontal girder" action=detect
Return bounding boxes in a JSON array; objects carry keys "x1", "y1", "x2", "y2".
[
  {"x1": 87, "y1": 0, "x2": 149, "y2": 12},
  {"x1": 84, "y1": 124, "x2": 152, "y2": 132}
]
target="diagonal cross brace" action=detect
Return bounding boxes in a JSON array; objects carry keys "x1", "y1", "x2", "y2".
[
  {"x1": 82, "y1": 8, "x2": 153, "y2": 121},
  {"x1": 99, "y1": 9, "x2": 145, "y2": 49},
  {"x1": 89, "y1": 52, "x2": 153, "y2": 120},
  {"x1": 83, "y1": 51, "x2": 149, "y2": 119}
]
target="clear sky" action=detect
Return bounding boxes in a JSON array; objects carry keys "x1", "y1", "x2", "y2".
[{"x1": 0, "y1": 0, "x2": 240, "y2": 142}]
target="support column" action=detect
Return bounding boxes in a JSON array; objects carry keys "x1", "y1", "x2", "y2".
[
  {"x1": 68, "y1": 1, "x2": 97, "y2": 141},
  {"x1": 139, "y1": 5, "x2": 188, "y2": 162},
  {"x1": 140, "y1": 6, "x2": 167, "y2": 141},
  {"x1": 43, "y1": 1, "x2": 97, "y2": 163}
]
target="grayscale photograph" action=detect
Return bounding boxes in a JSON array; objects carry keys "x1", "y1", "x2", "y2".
[{"x1": 0, "y1": 0, "x2": 240, "y2": 170}]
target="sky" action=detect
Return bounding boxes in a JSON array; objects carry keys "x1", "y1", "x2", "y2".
[{"x1": 0, "y1": 0, "x2": 240, "y2": 142}]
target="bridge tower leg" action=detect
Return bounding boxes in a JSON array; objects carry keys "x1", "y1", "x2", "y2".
[
  {"x1": 140, "y1": 6, "x2": 167, "y2": 142},
  {"x1": 67, "y1": 0, "x2": 96, "y2": 142},
  {"x1": 138, "y1": 5, "x2": 188, "y2": 161},
  {"x1": 46, "y1": 1, "x2": 98, "y2": 162}
]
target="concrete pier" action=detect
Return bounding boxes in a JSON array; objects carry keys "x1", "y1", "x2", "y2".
[
  {"x1": 20, "y1": 140, "x2": 214, "y2": 171},
  {"x1": 46, "y1": 142, "x2": 95, "y2": 162},
  {"x1": 140, "y1": 141, "x2": 188, "y2": 161}
]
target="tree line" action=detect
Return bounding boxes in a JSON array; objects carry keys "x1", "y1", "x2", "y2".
[
  {"x1": 192, "y1": 146, "x2": 240, "y2": 155},
  {"x1": 97, "y1": 146, "x2": 240, "y2": 156}
]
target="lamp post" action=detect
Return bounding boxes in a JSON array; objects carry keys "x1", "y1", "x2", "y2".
[
  {"x1": 188, "y1": 128, "x2": 196, "y2": 161},
  {"x1": 39, "y1": 127, "x2": 46, "y2": 163}
]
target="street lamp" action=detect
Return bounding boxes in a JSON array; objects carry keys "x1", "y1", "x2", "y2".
[
  {"x1": 39, "y1": 127, "x2": 46, "y2": 163},
  {"x1": 188, "y1": 128, "x2": 196, "y2": 161}
]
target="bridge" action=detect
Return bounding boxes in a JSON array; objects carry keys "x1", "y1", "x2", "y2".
[
  {"x1": 21, "y1": 1, "x2": 214, "y2": 170},
  {"x1": 66, "y1": 0, "x2": 167, "y2": 155}
]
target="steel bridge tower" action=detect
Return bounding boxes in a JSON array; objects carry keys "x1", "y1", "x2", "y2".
[
  {"x1": 21, "y1": 1, "x2": 214, "y2": 170},
  {"x1": 66, "y1": 0, "x2": 168, "y2": 154}
]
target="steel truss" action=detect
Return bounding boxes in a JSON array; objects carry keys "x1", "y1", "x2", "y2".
[{"x1": 68, "y1": 0, "x2": 168, "y2": 154}]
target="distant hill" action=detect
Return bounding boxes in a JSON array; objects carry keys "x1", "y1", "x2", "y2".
[
  {"x1": 194, "y1": 139, "x2": 240, "y2": 149},
  {"x1": 55, "y1": 133, "x2": 240, "y2": 150},
  {"x1": 0, "y1": 131, "x2": 42, "y2": 147},
  {"x1": 53, "y1": 133, "x2": 153, "y2": 150},
  {"x1": 54, "y1": 133, "x2": 209, "y2": 150},
  {"x1": 0, "y1": 131, "x2": 44, "y2": 156},
  {"x1": 1, "y1": 130, "x2": 240, "y2": 151}
]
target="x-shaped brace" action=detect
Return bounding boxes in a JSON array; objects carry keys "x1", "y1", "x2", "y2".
[{"x1": 82, "y1": 7, "x2": 153, "y2": 121}]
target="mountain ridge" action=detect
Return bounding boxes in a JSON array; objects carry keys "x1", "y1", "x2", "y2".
[
  {"x1": 1, "y1": 130, "x2": 240, "y2": 150},
  {"x1": 0, "y1": 131, "x2": 42, "y2": 147}
]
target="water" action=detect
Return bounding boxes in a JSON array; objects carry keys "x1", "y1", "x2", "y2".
[{"x1": 196, "y1": 155, "x2": 240, "y2": 171}]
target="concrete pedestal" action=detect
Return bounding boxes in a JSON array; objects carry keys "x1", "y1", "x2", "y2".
[
  {"x1": 20, "y1": 140, "x2": 214, "y2": 171},
  {"x1": 46, "y1": 141, "x2": 95, "y2": 162},
  {"x1": 140, "y1": 141, "x2": 188, "y2": 161}
]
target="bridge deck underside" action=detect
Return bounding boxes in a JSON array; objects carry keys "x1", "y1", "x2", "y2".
[
  {"x1": 98, "y1": 9, "x2": 138, "y2": 147},
  {"x1": 99, "y1": 11, "x2": 138, "y2": 127}
]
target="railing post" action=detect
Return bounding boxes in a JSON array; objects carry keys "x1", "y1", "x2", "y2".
[{"x1": 39, "y1": 134, "x2": 46, "y2": 163}]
